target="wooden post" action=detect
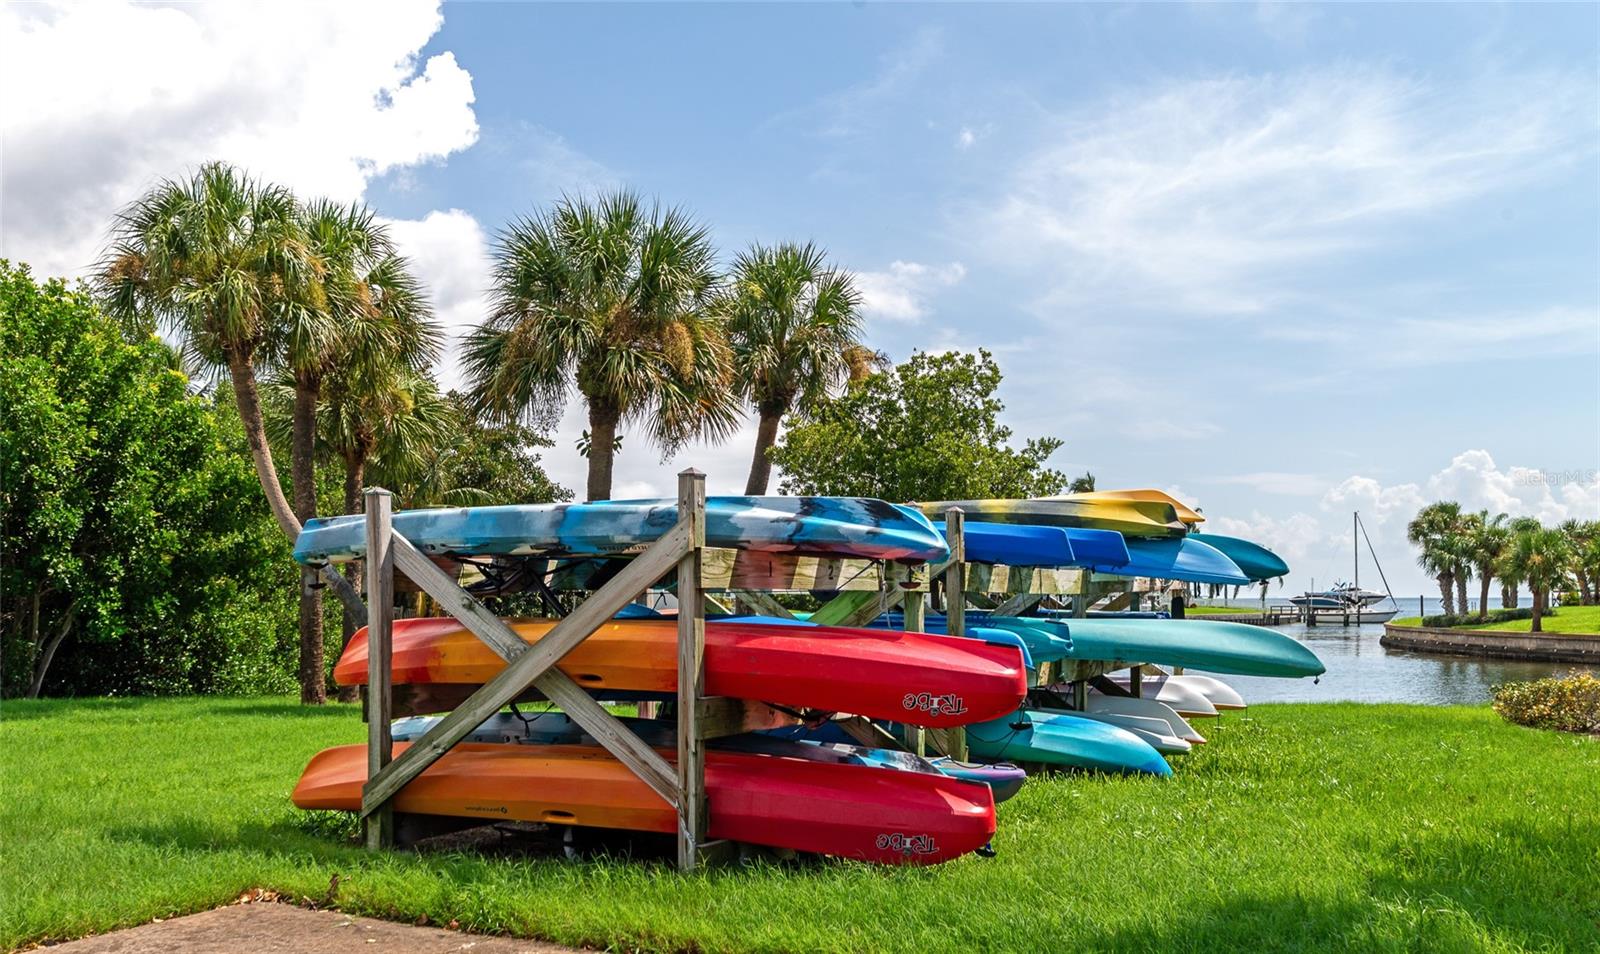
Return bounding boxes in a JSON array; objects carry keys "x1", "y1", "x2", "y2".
[
  {"x1": 1128, "y1": 663, "x2": 1143, "y2": 698},
  {"x1": 363, "y1": 488, "x2": 395, "y2": 850},
  {"x1": 943, "y1": 509, "x2": 967, "y2": 761},
  {"x1": 675, "y1": 470, "x2": 709, "y2": 871},
  {"x1": 899, "y1": 564, "x2": 926, "y2": 756},
  {"x1": 1073, "y1": 571, "x2": 1089, "y2": 618}
]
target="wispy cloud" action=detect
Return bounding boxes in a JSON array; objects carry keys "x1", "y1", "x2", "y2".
[
  {"x1": 977, "y1": 66, "x2": 1595, "y2": 318},
  {"x1": 767, "y1": 27, "x2": 944, "y2": 139},
  {"x1": 855, "y1": 260, "x2": 967, "y2": 323}
]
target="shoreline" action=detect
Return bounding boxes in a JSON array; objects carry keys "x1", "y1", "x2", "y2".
[{"x1": 1380, "y1": 623, "x2": 1600, "y2": 664}]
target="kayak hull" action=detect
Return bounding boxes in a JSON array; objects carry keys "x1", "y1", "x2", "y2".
[
  {"x1": 293, "y1": 742, "x2": 995, "y2": 865},
  {"x1": 1077, "y1": 694, "x2": 1207, "y2": 742},
  {"x1": 966, "y1": 710, "x2": 1172, "y2": 776},
  {"x1": 335, "y1": 617, "x2": 1028, "y2": 729},
  {"x1": 996, "y1": 617, "x2": 1325, "y2": 678},
  {"x1": 1038, "y1": 707, "x2": 1192, "y2": 754},
  {"x1": 295, "y1": 497, "x2": 947, "y2": 564},
  {"x1": 916, "y1": 499, "x2": 1186, "y2": 539},
  {"x1": 1107, "y1": 672, "x2": 1247, "y2": 710}
]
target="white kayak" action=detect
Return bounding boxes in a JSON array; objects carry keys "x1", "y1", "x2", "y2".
[
  {"x1": 1080, "y1": 693, "x2": 1208, "y2": 742},
  {"x1": 1107, "y1": 671, "x2": 1246, "y2": 710},
  {"x1": 1050, "y1": 707, "x2": 1193, "y2": 754},
  {"x1": 1090, "y1": 678, "x2": 1218, "y2": 719}
]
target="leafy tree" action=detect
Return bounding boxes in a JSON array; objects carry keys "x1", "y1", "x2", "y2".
[
  {"x1": 1408, "y1": 501, "x2": 1465, "y2": 615},
  {"x1": 1, "y1": 263, "x2": 297, "y2": 697},
  {"x1": 719, "y1": 241, "x2": 869, "y2": 494},
  {"x1": 1067, "y1": 472, "x2": 1097, "y2": 493},
  {"x1": 1500, "y1": 527, "x2": 1573, "y2": 632},
  {"x1": 769, "y1": 349, "x2": 1067, "y2": 501},
  {"x1": 464, "y1": 191, "x2": 735, "y2": 501},
  {"x1": 1467, "y1": 511, "x2": 1511, "y2": 621},
  {"x1": 384, "y1": 392, "x2": 573, "y2": 509},
  {"x1": 1558, "y1": 519, "x2": 1600, "y2": 605}
]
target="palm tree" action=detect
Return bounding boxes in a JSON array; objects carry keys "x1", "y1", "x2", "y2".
[
  {"x1": 1501, "y1": 527, "x2": 1573, "y2": 632},
  {"x1": 1467, "y1": 511, "x2": 1510, "y2": 621},
  {"x1": 1407, "y1": 501, "x2": 1463, "y2": 615},
  {"x1": 1500, "y1": 516, "x2": 1542, "y2": 607},
  {"x1": 719, "y1": 242, "x2": 866, "y2": 494},
  {"x1": 1558, "y1": 519, "x2": 1600, "y2": 605},
  {"x1": 464, "y1": 192, "x2": 737, "y2": 500},
  {"x1": 1451, "y1": 511, "x2": 1479, "y2": 615}
]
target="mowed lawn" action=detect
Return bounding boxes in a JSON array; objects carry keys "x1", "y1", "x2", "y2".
[
  {"x1": 3, "y1": 697, "x2": 1597, "y2": 953},
  {"x1": 1393, "y1": 606, "x2": 1600, "y2": 635}
]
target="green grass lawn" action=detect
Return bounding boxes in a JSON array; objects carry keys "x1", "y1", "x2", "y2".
[
  {"x1": 3, "y1": 697, "x2": 1597, "y2": 953},
  {"x1": 1392, "y1": 605, "x2": 1600, "y2": 635}
]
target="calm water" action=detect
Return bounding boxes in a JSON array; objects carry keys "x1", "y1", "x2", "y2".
[{"x1": 1221, "y1": 620, "x2": 1589, "y2": 706}]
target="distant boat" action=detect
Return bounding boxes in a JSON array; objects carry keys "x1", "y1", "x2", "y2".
[{"x1": 1291, "y1": 514, "x2": 1399, "y2": 624}]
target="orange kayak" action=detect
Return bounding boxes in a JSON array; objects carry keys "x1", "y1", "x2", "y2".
[
  {"x1": 335, "y1": 617, "x2": 1027, "y2": 728},
  {"x1": 293, "y1": 741, "x2": 996, "y2": 865}
]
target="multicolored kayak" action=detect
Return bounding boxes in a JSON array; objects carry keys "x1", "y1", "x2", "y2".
[
  {"x1": 391, "y1": 713, "x2": 1029, "y2": 804},
  {"x1": 916, "y1": 498, "x2": 1186, "y2": 539},
  {"x1": 293, "y1": 741, "x2": 996, "y2": 865},
  {"x1": 1184, "y1": 533, "x2": 1290, "y2": 581},
  {"x1": 335, "y1": 617, "x2": 1029, "y2": 728},
  {"x1": 966, "y1": 709, "x2": 1172, "y2": 776},
  {"x1": 294, "y1": 497, "x2": 948, "y2": 565},
  {"x1": 978, "y1": 616, "x2": 1325, "y2": 678}
]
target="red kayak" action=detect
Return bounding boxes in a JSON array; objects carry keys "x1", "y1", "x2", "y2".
[
  {"x1": 294, "y1": 742, "x2": 996, "y2": 865},
  {"x1": 335, "y1": 617, "x2": 1026, "y2": 728}
]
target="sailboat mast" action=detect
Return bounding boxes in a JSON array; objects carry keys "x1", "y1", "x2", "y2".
[{"x1": 1353, "y1": 511, "x2": 1359, "y2": 595}]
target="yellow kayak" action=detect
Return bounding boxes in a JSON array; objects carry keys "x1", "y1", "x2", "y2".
[
  {"x1": 1044, "y1": 489, "x2": 1204, "y2": 525},
  {"x1": 916, "y1": 497, "x2": 1186, "y2": 538}
]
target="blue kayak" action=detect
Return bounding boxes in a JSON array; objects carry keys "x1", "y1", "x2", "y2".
[
  {"x1": 1105, "y1": 537, "x2": 1250, "y2": 585},
  {"x1": 978, "y1": 616, "x2": 1325, "y2": 678},
  {"x1": 966, "y1": 709, "x2": 1172, "y2": 776},
  {"x1": 951, "y1": 522, "x2": 1130, "y2": 569},
  {"x1": 742, "y1": 613, "x2": 1038, "y2": 669},
  {"x1": 875, "y1": 613, "x2": 1071, "y2": 664},
  {"x1": 1186, "y1": 533, "x2": 1290, "y2": 581},
  {"x1": 294, "y1": 497, "x2": 948, "y2": 564}
]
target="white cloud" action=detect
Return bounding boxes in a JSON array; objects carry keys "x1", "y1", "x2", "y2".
[
  {"x1": 382, "y1": 209, "x2": 492, "y2": 392},
  {"x1": 980, "y1": 66, "x2": 1594, "y2": 317},
  {"x1": 957, "y1": 127, "x2": 977, "y2": 150},
  {"x1": 855, "y1": 261, "x2": 967, "y2": 323},
  {"x1": 0, "y1": 0, "x2": 478, "y2": 278},
  {"x1": 1207, "y1": 511, "x2": 1324, "y2": 565},
  {"x1": 1213, "y1": 471, "x2": 1327, "y2": 496}
]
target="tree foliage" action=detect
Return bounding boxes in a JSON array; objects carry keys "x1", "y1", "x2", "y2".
[
  {"x1": 1, "y1": 263, "x2": 297, "y2": 697},
  {"x1": 769, "y1": 349, "x2": 1067, "y2": 502}
]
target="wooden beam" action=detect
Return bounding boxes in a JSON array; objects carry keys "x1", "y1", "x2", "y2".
[
  {"x1": 728, "y1": 589, "x2": 795, "y2": 619},
  {"x1": 700, "y1": 549, "x2": 880, "y2": 592},
  {"x1": 695, "y1": 697, "x2": 798, "y2": 738},
  {"x1": 675, "y1": 470, "x2": 708, "y2": 871},
  {"x1": 896, "y1": 564, "x2": 928, "y2": 757},
  {"x1": 993, "y1": 592, "x2": 1043, "y2": 617},
  {"x1": 363, "y1": 489, "x2": 395, "y2": 850},
  {"x1": 942, "y1": 509, "x2": 967, "y2": 761},
  {"x1": 361, "y1": 520, "x2": 692, "y2": 818},
  {"x1": 835, "y1": 715, "x2": 902, "y2": 749}
]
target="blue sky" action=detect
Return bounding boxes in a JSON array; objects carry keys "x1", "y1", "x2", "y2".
[{"x1": 4, "y1": 1, "x2": 1597, "y2": 593}]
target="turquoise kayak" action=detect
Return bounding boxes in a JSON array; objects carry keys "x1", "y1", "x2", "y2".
[
  {"x1": 966, "y1": 709, "x2": 1172, "y2": 776},
  {"x1": 1185, "y1": 533, "x2": 1290, "y2": 581},
  {"x1": 294, "y1": 497, "x2": 947, "y2": 564},
  {"x1": 980, "y1": 616, "x2": 1324, "y2": 678},
  {"x1": 1116, "y1": 538, "x2": 1250, "y2": 585},
  {"x1": 876, "y1": 613, "x2": 1072, "y2": 664}
]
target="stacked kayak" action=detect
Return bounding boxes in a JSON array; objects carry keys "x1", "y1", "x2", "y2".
[
  {"x1": 917, "y1": 497, "x2": 1187, "y2": 539},
  {"x1": 295, "y1": 496, "x2": 948, "y2": 564},
  {"x1": 965, "y1": 709, "x2": 1173, "y2": 777},
  {"x1": 333, "y1": 617, "x2": 1028, "y2": 728}
]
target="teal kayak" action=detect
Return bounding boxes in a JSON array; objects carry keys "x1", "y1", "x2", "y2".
[
  {"x1": 977, "y1": 616, "x2": 1325, "y2": 678},
  {"x1": 1186, "y1": 533, "x2": 1290, "y2": 581},
  {"x1": 967, "y1": 709, "x2": 1172, "y2": 776},
  {"x1": 875, "y1": 613, "x2": 1073, "y2": 664}
]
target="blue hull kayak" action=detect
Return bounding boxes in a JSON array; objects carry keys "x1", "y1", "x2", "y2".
[
  {"x1": 966, "y1": 709, "x2": 1171, "y2": 776},
  {"x1": 760, "y1": 722, "x2": 1027, "y2": 802},
  {"x1": 876, "y1": 613, "x2": 1072, "y2": 664},
  {"x1": 1186, "y1": 533, "x2": 1290, "y2": 581},
  {"x1": 1111, "y1": 538, "x2": 1250, "y2": 585},
  {"x1": 294, "y1": 497, "x2": 948, "y2": 564},
  {"x1": 957, "y1": 523, "x2": 1131, "y2": 569},
  {"x1": 979, "y1": 616, "x2": 1324, "y2": 678}
]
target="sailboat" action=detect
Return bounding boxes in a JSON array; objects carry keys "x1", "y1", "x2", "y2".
[{"x1": 1288, "y1": 513, "x2": 1399, "y2": 624}]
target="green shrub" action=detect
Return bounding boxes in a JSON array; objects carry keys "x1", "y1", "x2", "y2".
[
  {"x1": 1422, "y1": 607, "x2": 1538, "y2": 628},
  {"x1": 1491, "y1": 670, "x2": 1600, "y2": 734},
  {"x1": 1558, "y1": 591, "x2": 1581, "y2": 607}
]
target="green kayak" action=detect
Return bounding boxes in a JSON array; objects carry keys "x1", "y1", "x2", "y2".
[{"x1": 975, "y1": 615, "x2": 1324, "y2": 678}]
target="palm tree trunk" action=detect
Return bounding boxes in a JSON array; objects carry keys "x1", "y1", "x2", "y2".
[
  {"x1": 336, "y1": 447, "x2": 368, "y2": 704},
  {"x1": 1530, "y1": 588, "x2": 1543, "y2": 632},
  {"x1": 292, "y1": 378, "x2": 325, "y2": 705},
  {"x1": 1501, "y1": 581, "x2": 1517, "y2": 609},
  {"x1": 586, "y1": 402, "x2": 620, "y2": 502},
  {"x1": 1437, "y1": 573, "x2": 1454, "y2": 617},
  {"x1": 1455, "y1": 570, "x2": 1469, "y2": 618},
  {"x1": 1478, "y1": 573, "x2": 1492, "y2": 621},
  {"x1": 228, "y1": 349, "x2": 300, "y2": 539},
  {"x1": 744, "y1": 407, "x2": 784, "y2": 495}
]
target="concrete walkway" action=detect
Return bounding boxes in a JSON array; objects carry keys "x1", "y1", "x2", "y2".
[{"x1": 41, "y1": 904, "x2": 582, "y2": 954}]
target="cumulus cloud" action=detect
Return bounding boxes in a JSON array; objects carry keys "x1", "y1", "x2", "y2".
[
  {"x1": 382, "y1": 210, "x2": 493, "y2": 392},
  {"x1": 0, "y1": 0, "x2": 478, "y2": 278},
  {"x1": 855, "y1": 261, "x2": 967, "y2": 323}
]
